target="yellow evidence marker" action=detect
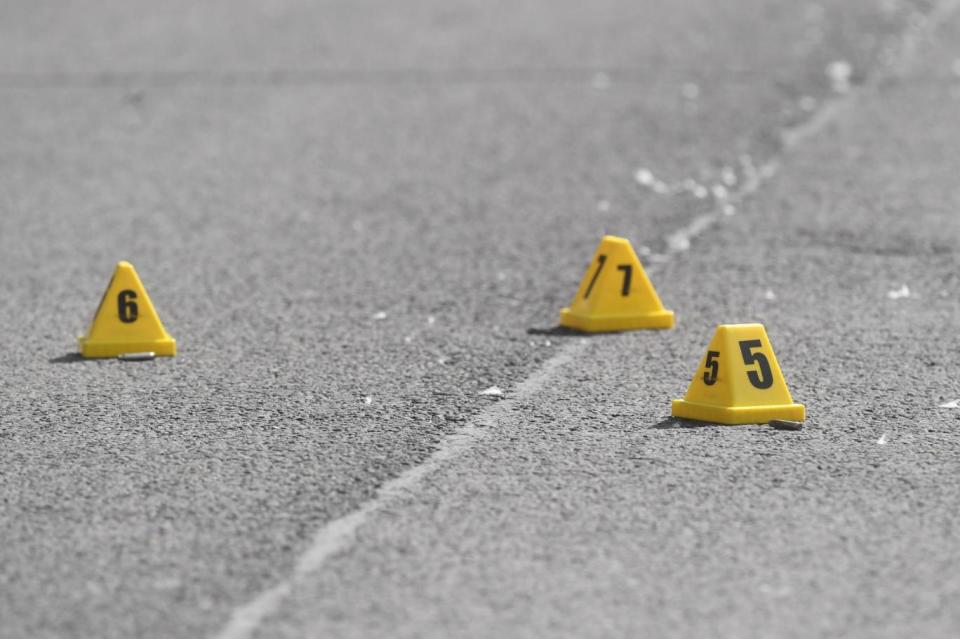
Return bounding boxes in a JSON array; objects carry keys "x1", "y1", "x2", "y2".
[
  {"x1": 77, "y1": 261, "x2": 176, "y2": 358},
  {"x1": 559, "y1": 235, "x2": 674, "y2": 332},
  {"x1": 672, "y1": 323, "x2": 804, "y2": 425}
]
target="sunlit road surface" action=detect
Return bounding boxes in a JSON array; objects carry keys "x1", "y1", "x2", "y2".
[{"x1": 1, "y1": 1, "x2": 959, "y2": 637}]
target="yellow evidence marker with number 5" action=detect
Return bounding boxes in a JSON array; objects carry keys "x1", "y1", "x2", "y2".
[
  {"x1": 671, "y1": 324, "x2": 804, "y2": 424},
  {"x1": 559, "y1": 235, "x2": 674, "y2": 332},
  {"x1": 77, "y1": 261, "x2": 176, "y2": 358}
]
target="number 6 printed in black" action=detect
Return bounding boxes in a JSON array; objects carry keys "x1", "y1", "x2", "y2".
[
  {"x1": 738, "y1": 339, "x2": 773, "y2": 389},
  {"x1": 703, "y1": 350, "x2": 720, "y2": 386},
  {"x1": 118, "y1": 290, "x2": 139, "y2": 323}
]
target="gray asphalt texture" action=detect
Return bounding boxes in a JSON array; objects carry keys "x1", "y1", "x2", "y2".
[{"x1": 1, "y1": 1, "x2": 959, "y2": 638}]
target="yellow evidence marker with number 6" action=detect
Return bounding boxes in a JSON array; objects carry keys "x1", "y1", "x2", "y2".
[
  {"x1": 672, "y1": 324, "x2": 804, "y2": 425},
  {"x1": 559, "y1": 235, "x2": 674, "y2": 332},
  {"x1": 77, "y1": 261, "x2": 176, "y2": 358}
]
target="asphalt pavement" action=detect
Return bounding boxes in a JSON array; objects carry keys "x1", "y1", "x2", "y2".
[{"x1": 1, "y1": 1, "x2": 958, "y2": 638}]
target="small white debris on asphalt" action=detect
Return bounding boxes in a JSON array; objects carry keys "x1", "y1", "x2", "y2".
[
  {"x1": 118, "y1": 352, "x2": 155, "y2": 361},
  {"x1": 363, "y1": 396, "x2": 373, "y2": 405},
  {"x1": 877, "y1": 432, "x2": 889, "y2": 445},
  {"x1": 372, "y1": 311, "x2": 388, "y2": 320},
  {"x1": 826, "y1": 60, "x2": 853, "y2": 93},
  {"x1": 597, "y1": 199, "x2": 611, "y2": 212},
  {"x1": 496, "y1": 271, "x2": 507, "y2": 281},
  {"x1": 404, "y1": 335, "x2": 413, "y2": 344},
  {"x1": 591, "y1": 71, "x2": 611, "y2": 90},
  {"x1": 721, "y1": 166, "x2": 738, "y2": 186},
  {"x1": 682, "y1": 82, "x2": 700, "y2": 100},
  {"x1": 939, "y1": 400, "x2": 960, "y2": 409},
  {"x1": 634, "y1": 168, "x2": 655, "y2": 186},
  {"x1": 426, "y1": 315, "x2": 436, "y2": 325},
  {"x1": 633, "y1": 169, "x2": 672, "y2": 195},
  {"x1": 887, "y1": 284, "x2": 911, "y2": 300},
  {"x1": 764, "y1": 289, "x2": 777, "y2": 301},
  {"x1": 667, "y1": 234, "x2": 691, "y2": 252},
  {"x1": 478, "y1": 386, "x2": 503, "y2": 397}
]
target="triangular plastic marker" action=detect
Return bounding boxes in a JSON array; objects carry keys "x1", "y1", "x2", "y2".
[
  {"x1": 77, "y1": 261, "x2": 176, "y2": 358},
  {"x1": 559, "y1": 235, "x2": 674, "y2": 332},
  {"x1": 671, "y1": 323, "x2": 804, "y2": 424}
]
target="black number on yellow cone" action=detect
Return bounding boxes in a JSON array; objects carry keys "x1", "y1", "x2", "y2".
[
  {"x1": 118, "y1": 289, "x2": 139, "y2": 323},
  {"x1": 739, "y1": 339, "x2": 773, "y2": 389},
  {"x1": 703, "y1": 350, "x2": 720, "y2": 385},
  {"x1": 584, "y1": 255, "x2": 634, "y2": 300},
  {"x1": 584, "y1": 255, "x2": 606, "y2": 299},
  {"x1": 616, "y1": 264, "x2": 632, "y2": 296}
]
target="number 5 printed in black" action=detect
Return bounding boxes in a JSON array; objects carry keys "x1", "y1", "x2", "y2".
[
  {"x1": 739, "y1": 339, "x2": 773, "y2": 389},
  {"x1": 703, "y1": 350, "x2": 720, "y2": 386}
]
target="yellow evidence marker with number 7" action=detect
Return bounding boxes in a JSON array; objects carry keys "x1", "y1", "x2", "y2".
[
  {"x1": 77, "y1": 261, "x2": 176, "y2": 358},
  {"x1": 559, "y1": 235, "x2": 674, "y2": 332},
  {"x1": 671, "y1": 323, "x2": 804, "y2": 424}
]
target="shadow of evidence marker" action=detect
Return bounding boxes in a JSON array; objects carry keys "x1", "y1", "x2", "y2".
[
  {"x1": 651, "y1": 417, "x2": 716, "y2": 430},
  {"x1": 526, "y1": 326, "x2": 589, "y2": 337}
]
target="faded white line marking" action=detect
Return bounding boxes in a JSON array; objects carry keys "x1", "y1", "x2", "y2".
[
  {"x1": 213, "y1": 339, "x2": 588, "y2": 639},
  {"x1": 660, "y1": 0, "x2": 959, "y2": 258},
  {"x1": 781, "y1": 97, "x2": 851, "y2": 149},
  {"x1": 661, "y1": 156, "x2": 780, "y2": 256},
  {"x1": 886, "y1": 0, "x2": 960, "y2": 77},
  {"x1": 665, "y1": 214, "x2": 717, "y2": 253},
  {"x1": 939, "y1": 400, "x2": 960, "y2": 409}
]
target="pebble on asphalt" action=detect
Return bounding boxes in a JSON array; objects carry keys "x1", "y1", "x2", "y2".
[
  {"x1": 117, "y1": 352, "x2": 156, "y2": 362},
  {"x1": 769, "y1": 419, "x2": 804, "y2": 431}
]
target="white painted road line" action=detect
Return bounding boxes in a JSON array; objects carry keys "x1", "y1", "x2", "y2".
[{"x1": 214, "y1": 339, "x2": 588, "y2": 639}]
